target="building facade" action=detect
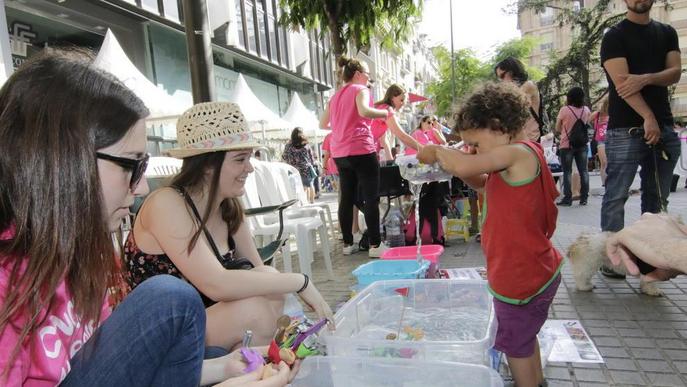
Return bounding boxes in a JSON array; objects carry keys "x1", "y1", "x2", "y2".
[{"x1": 518, "y1": 0, "x2": 687, "y2": 119}]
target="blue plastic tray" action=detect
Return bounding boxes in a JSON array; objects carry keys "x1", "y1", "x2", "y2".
[{"x1": 352, "y1": 259, "x2": 430, "y2": 286}]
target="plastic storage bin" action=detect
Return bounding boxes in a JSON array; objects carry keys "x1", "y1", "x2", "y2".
[
  {"x1": 291, "y1": 356, "x2": 503, "y2": 387},
  {"x1": 352, "y1": 259, "x2": 430, "y2": 286},
  {"x1": 381, "y1": 245, "x2": 444, "y2": 278},
  {"x1": 321, "y1": 279, "x2": 497, "y2": 366}
]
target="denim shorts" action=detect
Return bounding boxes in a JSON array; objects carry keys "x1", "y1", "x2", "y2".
[{"x1": 493, "y1": 274, "x2": 561, "y2": 358}]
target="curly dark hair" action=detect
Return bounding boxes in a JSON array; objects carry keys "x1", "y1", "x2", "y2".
[{"x1": 453, "y1": 82, "x2": 530, "y2": 136}]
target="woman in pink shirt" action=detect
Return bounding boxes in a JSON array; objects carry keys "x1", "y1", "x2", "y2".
[
  {"x1": 406, "y1": 116, "x2": 447, "y2": 155},
  {"x1": 590, "y1": 96, "x2": 609, "y2": 185},
  {"x1": 0, "y1": 51, "x2": 292, "y2": 386},
  {"x1": 555, "y1": 86, "x2": 591, "y2": 206},
  {"x1": 371, "y1": 84, "x2": 407, "y2": 161},
  {"x1": 319, "y1": 57, "x2": 418, "y2": 257}
]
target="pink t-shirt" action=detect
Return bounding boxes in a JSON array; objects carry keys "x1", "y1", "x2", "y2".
[
  {"x1": 371, "y1": 103, "x2": 390, "y2": 152},
  {"x1": 0, "y1": 228, "x2": 110, "y2": 386},
  {"x1": 556, "y1": 105, "x2": 591, "y2": 149},
  {"x1": 321, "y1": 133, "x2": 338, "y2": 175},
  {"x1": 328, "y1": 83, "x2": 375, "y2": 158},
  {"x1": 405, "y1": 129, "x2": 438, "y2": 155},
  {"x1": 593, "y1": 113, "x2": 608, "y2": 142}
]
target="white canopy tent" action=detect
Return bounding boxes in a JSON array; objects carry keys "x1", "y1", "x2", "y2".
[
  {"x1": 94, "y1": 30, "x2": 190, "y2": 121},
  {"x1": 283, "y1": 92, "x2": 330, "y2": 140},
  {"x1": 226, "y1": 74, "x2": 293, "y2": 142},
  {"x1": 282, "y1": 92, "x2": 330, "y2": 163}
]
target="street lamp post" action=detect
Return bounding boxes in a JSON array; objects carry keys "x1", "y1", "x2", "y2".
[
  {"x1": 449, "y1": 0, "x2": 456, "y2": 106},
  {"x1": 181, "y1": 0, "x2": 215, "y2": 103}
]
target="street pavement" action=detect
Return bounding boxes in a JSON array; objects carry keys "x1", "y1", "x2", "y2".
[{"x1": 285, "y1": 172, "x2": 687, "y2": 386}]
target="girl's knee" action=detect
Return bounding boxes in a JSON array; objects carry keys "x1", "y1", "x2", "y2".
[{"x1": 137, "y1": 275, "x2": 205, "y2": 316}]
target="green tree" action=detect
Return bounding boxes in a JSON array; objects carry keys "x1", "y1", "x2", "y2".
[
  {"x1": 515, "y1": 0, "x2": 624, "y2": 118},
  {"x1": 428, "y1": 36, "x2": 541, "y2": 118},
  {"x1": 278, "y1": 0, "x2": 422, "y2": 66},
  {"x1": 427, "y1": 47, "x2": 483, "y2": 117}
]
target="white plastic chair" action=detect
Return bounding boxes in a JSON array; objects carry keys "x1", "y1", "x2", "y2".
[
  {"x1": 243, "y1": 165, "x2": 333, "y2": 280},
  {"x1": 145, "y1": 156, "x2": 183, "y2": 177},
  {"x1": 270, "y1": 162, "x2": 336, "y2": 238}
]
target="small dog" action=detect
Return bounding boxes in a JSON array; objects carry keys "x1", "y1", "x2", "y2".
[{"x1": 567, "y1": 232, "x2": 664, "y2": 296}]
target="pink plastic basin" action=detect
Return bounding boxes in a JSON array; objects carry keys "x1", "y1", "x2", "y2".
[{"x1": 381, "y1": 245, "x2": 444, "y2": 278}]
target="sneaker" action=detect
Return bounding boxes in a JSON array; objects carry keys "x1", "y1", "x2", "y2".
[
  {"x1": 579, "y1": 199, "x2": 588, "y2": 205},
  {"x1": 368, "y1": 242, "x2": 389, "y2": 258},
  {"x1": 342, "y1": 244, "x2": 359, "y2": 256},
  {"x1": 556, "y1": 199, "x2": 572, "y2": 206},
  {"x1": 600, "y1": 265, "x2": 626, "y2": 279}
]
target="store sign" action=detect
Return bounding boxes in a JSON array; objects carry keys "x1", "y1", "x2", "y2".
[{"x1": 9, "y1": 22, "x2": 36, "y2": 68}]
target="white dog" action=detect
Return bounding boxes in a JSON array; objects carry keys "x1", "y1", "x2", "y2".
[{"x1": 567, "y1": 232, "x2": 664, "y2": 296}]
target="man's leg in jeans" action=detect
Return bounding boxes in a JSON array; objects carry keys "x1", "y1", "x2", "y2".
[
  {"x1": 334, "y1": 157, "x2": 357, "y2": 246},
  {"x1": 354, "y1": 153, "x2": 381, "y2": 246},
  {"x1": 61, "y1": 275, "x2": 206, "y2": 387},
  {"x1": 601, "y1": 129, "x2": 644, "y2": 232},
  {"x1": 639, "y1": 126, "x2": 681, "y2": 214}
]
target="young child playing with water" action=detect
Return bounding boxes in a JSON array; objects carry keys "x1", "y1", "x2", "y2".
[{"x1": 418, "y1": 82, "x2": 562, "y2": 387}]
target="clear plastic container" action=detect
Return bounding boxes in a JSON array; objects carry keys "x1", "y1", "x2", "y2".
[
  {"x1": 291, "y1": 356, "x2": 504, "y2": 387},
  {"x1": 321, "y1": 279, "x2": 497, "y2": 366}
]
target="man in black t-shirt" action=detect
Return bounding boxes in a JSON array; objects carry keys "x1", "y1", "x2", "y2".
[{"x1": 599, "y1": 0, "x2": 682, "y2": 279}]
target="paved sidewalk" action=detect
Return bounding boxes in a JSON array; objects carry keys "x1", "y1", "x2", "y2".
[{"x1": 284, "y1": 173, "x2": 687, "y2": 386}]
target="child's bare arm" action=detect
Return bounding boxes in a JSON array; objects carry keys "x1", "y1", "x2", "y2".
[{"x1": 435, "y1": 145, "x2": 517, "y2": 178}]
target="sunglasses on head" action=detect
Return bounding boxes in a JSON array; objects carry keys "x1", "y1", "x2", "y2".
[{"x1": 96, "y1": 152, "x2": 150, "y2": 191}]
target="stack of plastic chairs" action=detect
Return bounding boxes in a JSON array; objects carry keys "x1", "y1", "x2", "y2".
[{"x1": 246, "y1": 159, "x2": 333, "y2": 280}]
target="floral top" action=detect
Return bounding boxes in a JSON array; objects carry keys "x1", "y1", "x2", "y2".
[
  {"x1": 123, "y1": 187, "x2": 253, "y2": 307},
  {"x1": 282, "y1": 143, "x2": 315, "y2": 180}
]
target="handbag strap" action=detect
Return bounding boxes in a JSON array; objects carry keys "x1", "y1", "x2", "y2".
[{"x1": 174, "y1": 185, "x2": 227, "y2": 261}]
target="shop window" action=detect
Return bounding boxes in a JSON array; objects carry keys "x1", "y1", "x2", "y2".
[
  {"x1": 256, "y1": 0, "x2": 268, "y2": 57},
  {"x1": 236, "y1": 0, "x2": 245, "y2": 48},
  {"x1": 245, "y1": 1, "x2": 257, "y2": 53},
  {"x1": 141, "y1": 0, "x2": 160, "y2": 15},
  {"x1": 162, "y1": 0, "x2": 180, "y2": 22}
]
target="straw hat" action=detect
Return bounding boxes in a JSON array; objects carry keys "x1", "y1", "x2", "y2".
[{"x1": 168, "y1": 102, "x2": 261, "y2": 158}]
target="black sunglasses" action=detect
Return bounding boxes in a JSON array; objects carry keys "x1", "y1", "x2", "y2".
[{"x1": 96, "y1": 152, "x2": 150, "y2": 190}]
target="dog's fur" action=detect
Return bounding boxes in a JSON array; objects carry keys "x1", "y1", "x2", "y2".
[{"x1": 567, "y1": 232, "x2": 664, "y2": 296}]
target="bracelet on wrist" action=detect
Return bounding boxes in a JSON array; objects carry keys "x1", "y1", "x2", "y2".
[{"x1": 296, "y1": 273, "x2": 309, "y2": 293}]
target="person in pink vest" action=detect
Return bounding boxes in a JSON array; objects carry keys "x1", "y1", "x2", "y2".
[
  {"x1": 319, "y1": 56, "x2": 419, "y2": 257},
  {"x1": 590, "y1": 96, "x2": 609, "y2": 185},
  {"x1": 0, "y1": 51, "x2": 294, "y2": 387},
  {"x1": 418, "y1": 82, "x2": 562, "y2": 387},
  {"x1": 371, "y1": 84, "x2": 407, "y2": 161},
  {"x1": 405, "y1": 115, "x2": 447, "y2": 155}
]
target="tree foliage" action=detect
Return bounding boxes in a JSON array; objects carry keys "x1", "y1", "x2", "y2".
[
  {"x1": 427, "y1": 36, "x2": 539, "y2": 118},
  {"x1": 278, "y1": 0, "x2": 422, "y2": 64},
  {"x1": 515, "y1": 0, "x2": 624, "y2": 119}
]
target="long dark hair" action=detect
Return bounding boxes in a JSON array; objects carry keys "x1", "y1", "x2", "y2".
[
  {"x1": 566, "y1": 86, "x2": 585, "y2": 108},
  {"x1": 0, "y1": 49, "x2": 149, "y2": 377},
  {"x1": 494, "y1": 57, "x2": 529, "y2": 85},
  {"x1": 290, "y1": 127, "x2": 308, "y2": 148},
  {"x1": 375, "y1": 84, "x2": 406, "y2": 109},
  {"x1": 170, "y1": 152, "x2": 245, "y2": 254},
  {"x1": 337, "y1": 55, "x2": 365, "y2": 83}
]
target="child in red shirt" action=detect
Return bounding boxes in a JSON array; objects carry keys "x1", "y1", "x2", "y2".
[{"x1": 419, "y1": 82, "x2": 562, "y2": 387}]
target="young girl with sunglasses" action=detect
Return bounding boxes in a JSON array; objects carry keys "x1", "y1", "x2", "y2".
[{"x1": 0, "y1": 50, "x2": 292, "y2": 387}]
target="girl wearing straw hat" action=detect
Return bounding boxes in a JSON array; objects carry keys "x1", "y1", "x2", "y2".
[
  {"x1": 0, "y1": 51, "x2": 292, "y2": 387},
  {"x1": 124, "y1": 102, "x2": 334, "y2": 353}
]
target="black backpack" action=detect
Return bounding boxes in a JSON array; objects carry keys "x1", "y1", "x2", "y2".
[{"x1": 566, "y1": 106, "x2": 590, "y2": 148}]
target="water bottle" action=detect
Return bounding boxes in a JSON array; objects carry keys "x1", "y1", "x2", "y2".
[{"x1": 385, "y1": 209, "x2": 405, "y2": 248}]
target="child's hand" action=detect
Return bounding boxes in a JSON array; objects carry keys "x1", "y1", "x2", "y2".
[{"x1": 417, "y1": 145, "x2": 438, "y2": 164}]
